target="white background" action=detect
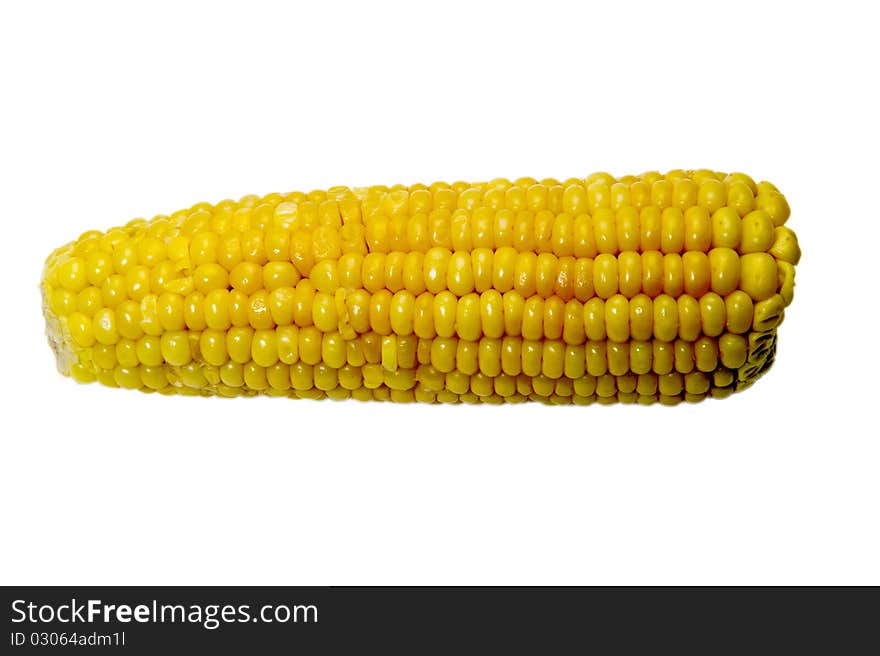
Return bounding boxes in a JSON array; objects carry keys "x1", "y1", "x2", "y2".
[{"x1": 1, "y1": 0, "x2": 878, "y2": 585}]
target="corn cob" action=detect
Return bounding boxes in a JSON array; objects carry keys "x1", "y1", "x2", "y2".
[{"x1": 41, "y1": 170, "x2": 800, "y2": 405}]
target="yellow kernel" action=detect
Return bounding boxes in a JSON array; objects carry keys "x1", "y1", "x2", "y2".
[
  {"x1": 192, "y1": 263, "x2": 227, "y2": 294},
  {"x1": 673, "y1": 178, "x2": 697, "y2": 210},
  {"x1": 753, "y1": 294, "x2": 785, "y2": 331},
  {"x1": 219, "y1": 361, "x2": 244, "y2": 387},
  {"x1": 49, "y1": 288, "x2": 77, "y2": 316},
  {"x1": 630, "y1": 341, "x2": 652, "y2": 375},
  {"x1": 719, "y1": 333, "x2": 748, "y2": 368},
  {"x1": 543, "y1": 296, "x2": 565, "y2": 340},
  {"x1": 593, "y1": 208, "x2": 617, "y2": 254},
  {"x1": 615, "y1": 206, "x2": 640, "y2": 250},
  {"x1": 521, "y1": 296, "x2": 544, "y2": 340},
  {"x1": 312, "y1": 291, "x2": 338, "y2": 332},
  {"x1": 226, "y1": 326, "x2": 254, "y2": 364},
  {"x1": 698, "y1": 179, "x2": 726, "y2": 213},
  {"x1": 243, "y1": 362, "x2": 269, "y2": 390},
  {"x1": 534, "y1": 253, "x2": 557, "y2": 299},
  {"x1": 725, "y1": 291, "x2": 754, "y2": 334},
  {"x1": 229, "y1": 261, "x2": 262, "y2": 294},
  {"x1": 114, "y1": 365, "x2": 142, "y2": 389},
  {"x1": 345, "y1": 289, "x2": 371, "y2": 334},
  {"x1": 583, "y1": 297, "x2": 606, "y2": 341},
  {"x1": 200, "y1": 330, "x2": 228, "y2": 366},
  {"x1": 694, "y1": 337, "x2": 718, "y2": 372},
  {"x1": 652, "y1": 341, "x2": 674, "y2": 375},
  {"x1": 498, "y1": 337, "x2": 520, "y2": 376},
  {"x1": 682, "y1": 251, "x2": 710, "y2": 297},
  {"x1": 477, "y1": 290, "x2": 504, "y2": 339},
  {"x1": 561, "y1": 299, "x2": 585, "y2": 345},
  {"x1": 76, "y1": 287, "x2": 103, "y2": 316},
  {"x1": 756, "y1": 190, "x2": 791, "y2": 227},
  {"x1": 160, "y1": 331, "x2": 192, "y2": 366},
  {"x1": 133, "y1": 335, "x2": 161, "y2": 366},
  {"x1": 595, "y1": 373, "x2": 617, "y2": 398},
  {"x1": 390, "y1": 290, "x2": 416, "y2": 336},
  {"x1": 276, "y1": 325, "x2": 300, "y2": 364},
  {"x1": 248, "y1": 290, "x2": 275, "y2": 330},
  {"x1": 588, "y1": 182, "x2": 611, "y2": 213},
  {"x1": 708, "y1": 248, "x2": 741, "y2": 296},
  {"x1": 67, "y1": 311, "x2": 95, "y2": 347},
  {"x1": 403, "y1": 252, "x2": 426, "y2": 294},
  {"x1": 298, "y1": 326, "x2": 322, "y2": 364},
  {"x1": 678, "y1": 295, "x2": 701, "y2": 342},
  {"x1": 456, "y1": 293, "x2": 482, "y2": 341},
  {"x1": 685, "y1": 371, "x2": 710, "y2": 395},
  {"x1": 674, "y1": 340, "x2": 695, "y2": 374},
  {"x1": 699, "y1": 292, "x2": 726, "y2": 337},
  {"x1": 641, "y1": 251, "x2": 663, "y2": 298},
  {"x1": 424, "y1": 247, "x2": 451, "y2": 294},
  {"x1": 551, "y1": 213, "x2": 575, "y2": 257},
  {"x1": 456, "y1": 340, "x2": 478, "y2": 375},
  {"x1": 291, "y1": 280, "x2": 316, "y2": 327},
  {"x1": 198, "y1": 289, "x2": 228, "y2": 331},
  {"x1": 629, "y1": 294, "x2": 653, "y2": 340},
  {"x1": 539, "y1": 341, "x2": 563, "y2": 379},
  {"x1": 684, "y1": 206, "x2": 712, "y2": 252},
  {"x1": 726, "y1": 181, "x2": 755, "y2": 217},
  {"x1": 85, "y1": 251, "x2": 113, "y2": 286},
  {"x1": 521, "y1": 340, "x2": 542, "y2": 377},
  {"x1": 252, "y1": 329, "x2": 279, "y2": 367},
  {"x1": 267, "y1": 363, "x2": 291, "y2": 391},
  {"x1": 573, "y1": 214, "x2": 597, "y2": 258},
  {"x1": 618, "y1": 251, "x2": 641, "y2": 298},
  {"x1": 740, "y1": 253, "x2": 778, "y2": 301},
  {"x1": 653, "y1": 295, "x2": 678, "y2": 342},
  {"x1": 92, "y1": 343, "x2": 117, "y2": 369},
  {"x1": 189, "y1": 232, "x2": 218, "y2": 265},
  {"x1": 156, "y1": 292, "x2": 185, "y2": 331},
  {"x1": 264, "y1": 229, "x2": 291, "y2": 262},
  {"x1": 769, "y1": 226, "x2": 801, "y2": 265},
  {"x1": 593, "y1": 253, "x2": 618, "y2": 299},
  {"x1": 58, "y1": 257, "x2": 88, "y2": 292},
  {"x1": 604, "y1": 294, "x2": 629, "y2": 343},
  {"x1": 658, "y1": 372, "x2": 683, "y2": 396},
  {"x1": 501, "y1": 291, "x2": 524, "y2": 337},
  {"x1": 663, "y1": 254, "x2": 683, "y2": 297},
  {"x1": 241, "y1": 229, "x2": 268, "y2": 263},
  {"x1": 478, "y1": 338, "x2": 502, "y2": 377},
  {"x1": 661, "y1": 207, "x2": 685, "y2": 254},
  {"x1": 112, "y1": 242, "x2": 138, "y2": 274},
  {"x1": 712, "y1": 207, "x2": 742, "y2": 249},
  {"x1": 640, "y1": 206, "x2": 662, "y2": 251},
  {"x1": 263, "y1": 261, "x2": 300, "y2": 292},
  {"x1": 740, "y1": 210, "x2": 775, "y2": 254},
  {"x1": 92, "y1": 308, "x2": 119, "y2": 345},
  {"x1": 713, "y1": 367, "x2": 735, "y2": 388},
  {"x1": 512, "y1": 251, "x2": 536, "y2": 298},
  {"x1": 447, "y1": 251, "x2": 474, "y2": 295},
  {"x1": 101, "y1": 274, "x2": 127, "y2": 308},
  {"x1": 125, "y1": 265, "x2": 151, "y2": 301}
]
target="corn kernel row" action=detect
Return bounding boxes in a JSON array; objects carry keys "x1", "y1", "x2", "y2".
[
  {"x1": 54, "y1": 283, "x2": 784, "y2": 349},
  {"x1": 357, "y1": 205, "x2": 791, "y2": 256},
  {"x1": 70, "y1": 356, "x2": 740, "y2": 405},
  {"x1": 49, "y1": 237, "x2": 796, "y2": 325},
  {"x1": 51, "y1": 208, "x2": 793, "y2": 288},
  {"x1": 74, "y1": 326, "x2": 756, "y2": 382}
]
